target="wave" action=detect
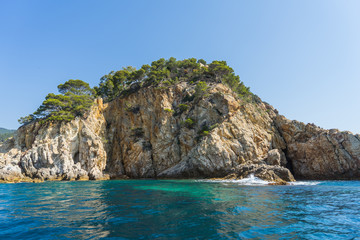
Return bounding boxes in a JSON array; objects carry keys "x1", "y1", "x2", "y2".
[
  {"x1": 289, "y1": 181, "x2": 321, "y2": 186},
  {"x1": 203, "y1": 174, "x2": 271, "y2": 186},
  {"x1": 202, "y1": 175, "x2": 322, "y2": 186}
]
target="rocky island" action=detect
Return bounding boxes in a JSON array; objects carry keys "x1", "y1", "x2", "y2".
[{"x1": 1, "y1": 58, "x2": 360, "y2": 184}]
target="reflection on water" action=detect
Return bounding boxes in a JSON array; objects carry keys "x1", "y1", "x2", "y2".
[
  {"x1": 0, "y1": 181, "x2": 111, "y2": 239},
  {"x1": 0, "y1": 180, "x2": 359, "y2": 239}
]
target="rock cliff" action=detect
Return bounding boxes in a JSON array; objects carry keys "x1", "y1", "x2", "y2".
[
  {"x1": 276, "y1": 116, "x2": 360, "y2": 179},
  {"x1": 0, "y1": 99, "x2": 108, "y2": 182},
  {"x1": 1, "y1": 82, "x2": 359, "y2": 183}
]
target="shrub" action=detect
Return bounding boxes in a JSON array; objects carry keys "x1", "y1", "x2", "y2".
[
  {"x1": 197, "y1": 124, "x2": 212, "y2": 139},
  {"x1": 19, "y1": 79, "x2": 94, "y2": 125},
  {"x1": 183, "y1": 118, "x2": 195, "y2": 128},
  {"x1": 178, "y1": 104, "x2": 189, "y2": 113},
  {"x1": 194, "y1": 81, "x2": 209, "y2": 100},
  {"x1": 182, "y1": 94, "x2": 195, "y2": 102},
  {"x1": 200, "y1": 130, "x2": 209, "y2": 136},
  {"x1": 164, "y1": 108, "x2": 175, "y2": 113},
  {"x1": 197, "y1": 59, "x2": 207, "y2": 65},
  {"x1": 18, "y1": 114, "x2": 35, "y2": 125},
  {"x1": 210, "y1": 123, "x2": 219, "y2": 130},
  {"x1": 19, "y1": 58, "x2": 254, "y2": 126},
  {"x1": 95, "y1": 58, "x2": 251, "y2": 102}
]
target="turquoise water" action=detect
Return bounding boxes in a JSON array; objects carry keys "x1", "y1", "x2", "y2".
[{"x1": 0, "y1": 179, "x2": 360, "y2": 239}]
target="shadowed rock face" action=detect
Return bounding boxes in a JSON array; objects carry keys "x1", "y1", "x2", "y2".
[
  {"x1": 275, "y1": 116, "x2": 360, "y2": 180},
  {"x1": 1, "y1": 82, "x2": 360, "y2": 183}
]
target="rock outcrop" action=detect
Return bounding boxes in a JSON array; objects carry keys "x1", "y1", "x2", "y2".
[
  {"x1": 1, "y1": 82, "x2": 360, "y2": 183},
  {"x1": 210, "y1": 163, "x2": 295, "y2": 185},
  {"x1": 276, "y1": 116, "x2": 360, "y2": 179},
  {"x1": 103, "y1": 83, "x2": 287, "y2": 179},
  {"x1": 0, "y1": 99, "x2": 109, "y2": 182}
]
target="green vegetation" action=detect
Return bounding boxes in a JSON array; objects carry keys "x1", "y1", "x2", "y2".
[
  {"x1": 183, "y1": 118, "x2": 196, "y2": 128},
  {"x1": 199, "y1": 130, "x2": 209, "y2": 136},
  {"x1": 164, "y1": 108, "x2": 175, "y2": 113},
  {"x1": 197, "y1": 123, "x2": 220, "y2": 139},
  {"x1": 198, "y1": 125, "x2": 210, "y2": 136},
  {"x1": 19, "y1": 80, "x2": 94, "y2": 125},
  {"x1": 182, "y1": 94, "x2": 195, "y2": 102},
  {"x1": 0, "y1": 128, "x2": 15, "y2": 143},
  {"x1": 18, "y1": 58, "x2": 252, "y2": 126},
  {"x1": 194, "y1": 81, "x2": 209, "y2": 100},
  {"x1": 95, "y1": 58, "x2": 251, "y2": 102},
  {"x1": 210, "y1": 123, "x2": 219, "y2": 130},
  {"x1": 178, "y1": 104, "x2": 189, "y2": 113}
]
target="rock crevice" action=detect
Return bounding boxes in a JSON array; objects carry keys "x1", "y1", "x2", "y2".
[{"x1": 1, "y1": 83, "x2": 360, "y2": 182}]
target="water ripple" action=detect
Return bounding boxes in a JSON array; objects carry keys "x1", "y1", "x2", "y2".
[{"x1": 0, "y1": 180, "x2": 359, "y2": 239}]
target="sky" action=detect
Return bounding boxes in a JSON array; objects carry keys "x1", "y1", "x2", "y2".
[{"x1": 0, "y1": 0, "x2": 360, "y2": 133}]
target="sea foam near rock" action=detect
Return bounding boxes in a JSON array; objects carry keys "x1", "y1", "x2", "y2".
[{"x1": 201, "y1": 174, "x2": 271, "y2": 186}]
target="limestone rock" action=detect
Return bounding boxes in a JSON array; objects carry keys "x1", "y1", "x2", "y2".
[
  {"x1": 104, "y1": 82, "x2": 285, "y2": 180},
  {"x1": 210, "y1": 163, "x2": 295, "y2": 184},
  {"x1": 0, "y1": 100, "x2": 108, "y2": 182},
  {"x1": 0, "y1": 165, "x2": 25, "y2": 183},
  {"x1": 235, "y1": 163, "x2": 295, "y2": 182},
  {"x1": 276, "y1": 115, "x2": 360, "y2": 179},
  {"x1": 265, "y1": 149, "x2": 287, "y2": 167},
  {"x1": 1, "y1": 82, "x2": 360, "y2": 183}
]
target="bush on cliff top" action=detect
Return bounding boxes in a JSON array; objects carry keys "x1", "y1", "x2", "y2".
[
  {"x1": 18, "y1": 58, "x2": 252, "y2": 125},
  {"x1": 19, "y1": 80, "x2": 95, "y2": 125},
  {"x1": 94, "y1": 58, "x2": 251, "y2": 102}
]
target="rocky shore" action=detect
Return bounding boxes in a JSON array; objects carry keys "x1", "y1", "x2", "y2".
[{"x1": 1, "y1": 82, "x2": 360, "y2": 183}]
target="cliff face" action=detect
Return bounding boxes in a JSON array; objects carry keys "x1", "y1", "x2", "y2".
[
  {"x1": 103, "y1": 82, "x2": 288, "y2": 181},
  {"x1": 276, "y1": 116, "x2": 360, "y2": 179},
  {"x1": 1, "y1": 82, "x2": 359, "y2": 183},
  {"x1": 0, "y1": 99, "x2": 108, "y2": 182}
]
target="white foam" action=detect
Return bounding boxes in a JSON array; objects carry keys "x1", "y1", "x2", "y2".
[
  {"x1": 201, "y1": 175, "x2": 322, "y2": 186},
  {"x1": 235, "y1": 174, "x2": 271, "y2": 185},
  {"x1": 289, "y1": 181, "x2": 321, "y2": 186},
  {"x1": 203, "y1": 174, "x2": 271, "y2": 186}
]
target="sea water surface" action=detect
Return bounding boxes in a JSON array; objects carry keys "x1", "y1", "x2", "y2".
[{"x1": 0, "y1": 178, "x2": 360, "y2": 239}]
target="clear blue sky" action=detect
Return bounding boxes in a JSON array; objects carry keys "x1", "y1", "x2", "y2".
[{"x1": 1, "y1": 0, "x2": 360, "y2": 133}]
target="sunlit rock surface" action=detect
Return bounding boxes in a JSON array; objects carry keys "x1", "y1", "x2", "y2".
[{"x1": 1, "y1": 82, "x2": 360, "y2": 182}]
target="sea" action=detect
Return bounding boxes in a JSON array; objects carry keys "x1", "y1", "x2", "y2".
[{"x1": 0, "y1": 176, "x2": 359, "y2": 240}]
